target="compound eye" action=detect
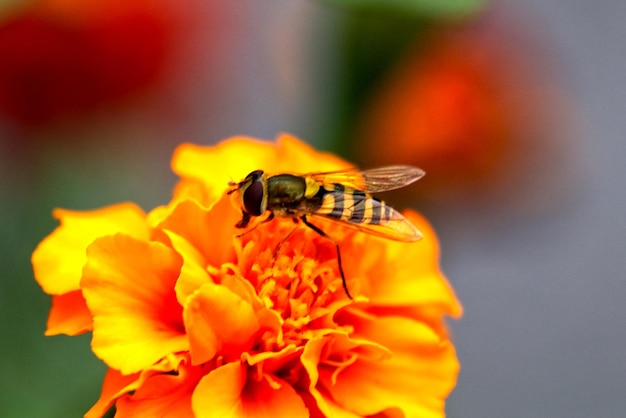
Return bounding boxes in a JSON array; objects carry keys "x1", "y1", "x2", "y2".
[
  {"x1": 242, "y1": 180, "x2": 264, "y2": 216},
  {"x1": 246, "y1": 170, "x2": 264, "y2": 181}
]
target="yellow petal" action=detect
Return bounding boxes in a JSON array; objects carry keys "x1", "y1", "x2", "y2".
[
  {"x1": 154, "y1": 197, "x2": 239, "y2": 269},
  {"x1": 81, "y1": 234, "x2": 188, "y2": 375},
  {"x1": 172, "y1": 137, "x2": 279, "y2": 204},
  {"x1": 183, "y1": 282, "x2": 260, "y2": 365},
  {"x1": 171, "y1": 178, "x2": 214, "y2": 208},
  {"x1": 162, "y1": 229, "x2": 213, "y2": 306},
  {"x1": 171, "y1": 134, "x2": 350, "y2": 206},
  {"x1": 192, "y1": 362, "x2": 308, "y2": 418},
  {"x1": 32, "y1": 203, "x2": 148, "y2": 295}
]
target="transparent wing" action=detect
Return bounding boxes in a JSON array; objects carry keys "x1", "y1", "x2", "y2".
[
  {"x1": 307, "y1": 190, "x2": 422, "y2": 242},
  {"x1": 305, "y1": 165, "x2": 425, "y2": 194}
]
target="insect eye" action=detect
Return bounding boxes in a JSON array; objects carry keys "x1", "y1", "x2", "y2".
[
  {"x1": 246, "y1": 170, "x2": 264, "y2": 181},
  {"x1": 242, "y1": 178, "x2": 265, "y2": 216}
]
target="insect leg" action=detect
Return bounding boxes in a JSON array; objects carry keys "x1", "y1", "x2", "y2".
[
  {"x1": 235, "y1": 212, "x2": 274, "y2": 237},
  {"x1": 235, "y1": 211, "x2": 251, "y2": 229},
  {"x1": 300, "y1": 215, "x2": 353, "y2": 299},
  {"x1": 272, "y1": 219, "x2": 299, "y2": 259}
]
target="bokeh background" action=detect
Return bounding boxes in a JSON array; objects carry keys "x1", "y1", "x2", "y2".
[{"x1": 1, "y1": 0, "x2": 624, "y2": 416}]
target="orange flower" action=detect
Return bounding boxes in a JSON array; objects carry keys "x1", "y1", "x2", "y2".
[
  {"x1": 33, "y1": 134, "x2": 462, "y2": 417},
  {"x1": 356, "y1": 34, "x2": 512, "y2": 197}
]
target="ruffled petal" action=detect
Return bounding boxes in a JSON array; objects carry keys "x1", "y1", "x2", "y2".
[
  {"x1": 349, "y1": 210, "x2": 462, "y2": 317},
  {"x1": 171, "y1": 134, "x2": 350, "y2": 206},
  {"x1": 85, "y1": 368, "x2": 141, "y2": 418},
  {"x1": 320, "y1": 315, "x2": 459, "y2": 417},
  {"x1": 183, "y1": 282, "x2": 260, "y2": 365},
  {"x1": 32, "y1": 203, "x2": 148, "y2": 295},
  {"x1": 45, "y1": 291, "x2": 92, "y2": 336},
  {"x1": 86, "y1": 354, "x2": 198, "y2": 418},
  {"x1": 300, "y1": 333, "x2": 391, "y2": 417},
  {"x1": 155, "y1": 197, "x2": 239, "y2": 269},
  {"x1": 172, "y1": 137, "x2": 279, "y2": 205},
  {"x1": 192, "y1": 361, "x2": 308, "y2": 418},
  {"x1": 81, "y1": 234, "x2": 188, "y2": 374},
  {"x1": 162, "y1": 229, "x2": 213, "y2": 307},
  {"x1": 115, "y1": 358, "x2": 205, "y2": 418},
  {"x1": 171, "y1": 178, "x2": 214, "y2": 208}
]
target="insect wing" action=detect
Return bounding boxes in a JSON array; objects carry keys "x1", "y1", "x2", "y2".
[
  {"x1": 311, "y1": 188, "x2": 422, "y2": 242},
  {"x1": 306, "y1": 165, "x2": 424, "y2": 194}
]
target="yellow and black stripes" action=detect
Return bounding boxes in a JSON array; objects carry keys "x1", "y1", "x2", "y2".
[
  {"x1": 314, "y1": 184, "x2": 393, "y2": 225},
  {"x1": 231, "y1": 166, "x2": 424, "y2": 299}
]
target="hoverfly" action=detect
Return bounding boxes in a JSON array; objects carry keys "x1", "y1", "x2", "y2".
[{"x1": 227, "y1": 166, "x2": 424, "y2": 299}]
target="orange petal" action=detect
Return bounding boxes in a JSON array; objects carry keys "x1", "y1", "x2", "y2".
[
  {"x1": 81, "y1": 234, "x2": 188, "y2": 374},
  {"x1": 44, "y1": 291, "x2": 92, "y2": 336},
  {"x1": 85, "y1": 368, "x2": 141, "y2": 418},
  {"x1": 171, "y1": 178, "x2": 214, "y2": 208},
  {"x1": 300, "y1": 333, "x2": 390, "y2": 417},
  {"x1": 154, "y1": 197, "x2": 239, "y2": 269},
  {"x1": 86, "y1": 354, "x2": 198, "y2": 418},
  {"x1": 32, "y1": 203, "x2": 149, "y2": 295},
  {"x1": 320, "y1": 315, "x2": 459, "y2": 417},
  {"x1": 313, "y1": 397, "x2": 362, "y2": 418},
  {"x1": 351, "y1": 210, "x2": 462, "y2": 317},
  {"x1": 183, "y1": 282, "x2": 260, "y2": 365},
  {"x1": 115, "y1": 359, "x2": 205, "y2": 418},
  {"x1": 162, "y1": 229, "x2": 213, "y2": 307},
  {"x1": 241, "y1": 344, "x2": 300, "y2": 371},
  {"x1": 192, "y1": 362, "x2": 308, "y2": 418},
  {"x1": 300, "y1": 336, "x2": 337, "y2": 417}
]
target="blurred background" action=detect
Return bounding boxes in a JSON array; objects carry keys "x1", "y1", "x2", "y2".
[{"x1": 1, "y1": 0, "x2": 624, "y2": 416}]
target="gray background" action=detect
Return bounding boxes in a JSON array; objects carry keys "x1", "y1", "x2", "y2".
[{"x1": 445, "y1": 1, "x2": 626, "y2": 417}]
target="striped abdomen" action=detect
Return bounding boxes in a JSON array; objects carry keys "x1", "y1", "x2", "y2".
[{"x1": 312, "y1": 183, "x2": 393, "y2": 225}]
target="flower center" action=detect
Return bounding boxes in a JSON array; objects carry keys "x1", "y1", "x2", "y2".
[{"x1": 234, "y1": 220, "x2": 348, "y2": 347}]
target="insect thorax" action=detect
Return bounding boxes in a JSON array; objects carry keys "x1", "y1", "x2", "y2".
[{"x1": 267, "y1": 174, "x2": 307, "y2": 206}]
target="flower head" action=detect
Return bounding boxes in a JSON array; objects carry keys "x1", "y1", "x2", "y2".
[{"x1": 33, "y1": 134, "x2": 461, "y2": 417}]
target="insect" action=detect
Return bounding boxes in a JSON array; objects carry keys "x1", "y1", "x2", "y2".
[{"x1": 227, "y1": 165, "x2": 425, "y2": 299}]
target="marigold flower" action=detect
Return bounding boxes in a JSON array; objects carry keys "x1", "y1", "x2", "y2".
[
  {"x1": 33, "y1": 133, "x2": 462, "y2": 417},
  {"x1": 356, "y1": 34, "x2": 512, "y2": 197}
]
